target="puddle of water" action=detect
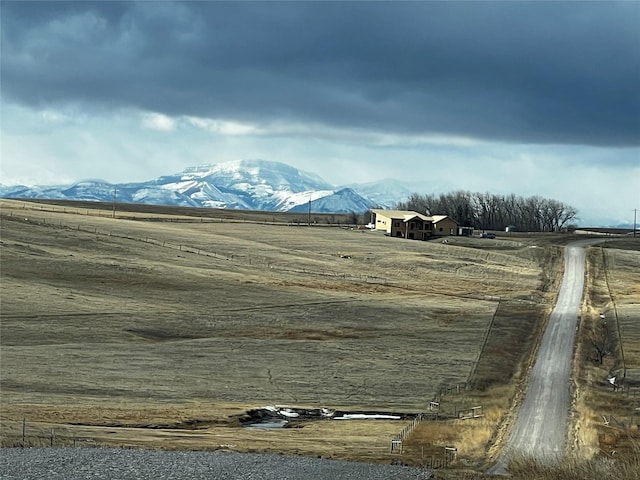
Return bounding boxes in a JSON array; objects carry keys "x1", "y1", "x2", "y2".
[{"x1": 240, "y1": 406, "x2": 416, "y2": 430}]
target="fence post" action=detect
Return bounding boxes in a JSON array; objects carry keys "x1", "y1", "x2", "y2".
[
  {"x1": 50, "y1": 429, "x2": 55, "y2": 447},
  {"x1": 22, "y1": 418, "x2": 26, "y2": 446}
]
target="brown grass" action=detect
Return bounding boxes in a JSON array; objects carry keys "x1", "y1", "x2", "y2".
[
  {"x1": 569, "y1": 238, "x2": 640, "y2": 471},
  {"x1": 1, "y1": 198, "x2": 629, "y2": 471}
]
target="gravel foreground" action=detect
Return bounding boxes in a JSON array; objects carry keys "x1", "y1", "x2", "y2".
[{"x1": 0, "y1": 448, "x2": 433, "y2": 479}]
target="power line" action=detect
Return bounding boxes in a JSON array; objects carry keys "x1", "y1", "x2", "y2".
[{"x1": 112, "y1": 188, "x2": 117, "y2": 218}]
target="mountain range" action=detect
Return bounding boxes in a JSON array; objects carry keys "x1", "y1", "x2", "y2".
[{"x1": 0, "y1": 160, "x2": 412, "y2": 214}]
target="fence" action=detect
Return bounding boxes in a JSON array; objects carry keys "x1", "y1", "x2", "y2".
[
  {"x1": 600, "y1": 247, "x2": 627, "y2": 378},
  {"x1": 423, "y1": 447, "x2": 458, "y2": 469},
  {"x1": 601, "y1": 413, "x2": 639, "y2": 429},
  {"x1": 432, "y1": 382, "x2": 470, "y2": 403},
  {"x1": 457, "y1": 405, "x2": 484, "y2": 420},
  {"x1": 467, "y1": 299, "x2": 501, "y2": 387},
  {"x1": 390, "y1": 414, "x2": 424, "y2": 453},
  {"x1": 1, "y1": 202, "x2": 360, "y2": 228},
  {"x1": 391, "y1": 444, "x2": 458, "y2": 469},
  {"x1": 388, "y1": 379, "x2": 482, "y2": 452},
  {"x1": 619, "y1": 384, "x2": 640, "y2": 397},
  {"x1": 2, "y1": 419, "x2": 98, "y2": 449}
]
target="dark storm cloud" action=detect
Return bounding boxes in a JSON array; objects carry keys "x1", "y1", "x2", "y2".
[{"x1": 2, "y1": 1, "x2": 639, "y2": 146}]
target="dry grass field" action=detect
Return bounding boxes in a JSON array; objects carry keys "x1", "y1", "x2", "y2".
[
  {"x1": 1, "y1": 198, "x2": 624, "y2": 472},
  {"x1": 570, "y1": 238, "x2": 640, "y2": 468}
]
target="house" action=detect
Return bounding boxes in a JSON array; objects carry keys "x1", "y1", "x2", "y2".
[{"x1": 370, "y1": 209, "x2": 459, "y2": 240}]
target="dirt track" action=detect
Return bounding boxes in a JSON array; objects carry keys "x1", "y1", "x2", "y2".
[{"x1": 489, "y1": 239, "x2": 603, "y2": 472}]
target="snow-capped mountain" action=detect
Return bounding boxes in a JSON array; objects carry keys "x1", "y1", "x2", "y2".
[
  {"x1": 1, "y1": 160, "x2": 395, "y2": 213},
  {"x1": 346, "y1": 179, "x2": 414, "y2": 209},
  {"x1": 288, "y1": 188, "x2": 376, "y2": 214}
]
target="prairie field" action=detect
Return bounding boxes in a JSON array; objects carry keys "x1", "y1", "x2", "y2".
[
  {"x1": 604, "y1": 243, "x2": 640, "y2": 378},
  {"x1": 569, "y1": 237, "x2": 640, "y2": 477},
  {"x1": 0, "y1": 199, "x2": 600, "y2": 465}
]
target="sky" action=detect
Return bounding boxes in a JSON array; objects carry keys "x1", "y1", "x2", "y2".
[{"x1": 1, "y1": 1, "x2": 639, "y2": 226}]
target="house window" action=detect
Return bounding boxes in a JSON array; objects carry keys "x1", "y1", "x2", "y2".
[
  {"x1": 394, "y1": 221, "x2": 400, "y2": 227},
  {"x1": 439, "y1": 227, "x2": 443, "y2": 232}
]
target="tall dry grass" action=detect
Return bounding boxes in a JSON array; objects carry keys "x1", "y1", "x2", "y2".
[
  {"x1": 432, "y1": 451, "x2": 640, "y2": 480},
  {"x1": 505, "y1": 451, "x2": 640, "y2": 480}
]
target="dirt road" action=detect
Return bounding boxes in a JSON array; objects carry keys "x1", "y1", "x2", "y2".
[{"x1": 489, "y1": 239, "x2": 600, "y2": 473}]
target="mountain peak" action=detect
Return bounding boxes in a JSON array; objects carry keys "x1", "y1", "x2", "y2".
[
  {"x1": 183, "y1": 159, "x2": 321, "y2": 179},
  {"x1": 177, "y1": 160, "x2": 333, "y2": 194}
]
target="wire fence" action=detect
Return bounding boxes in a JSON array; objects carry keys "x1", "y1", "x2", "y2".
[
  {"x1": 1, "y1": 420, "x2": 99, "y2": 449},
  {"x1": 432, "y1": 382, "x2": 470, "y2": 403},
  {"x1": 601, "y1": 413, "x2": 640, "y2": 429},
  {"x1": 1, "y1": 201, "x2": 361, "y2": 227}
]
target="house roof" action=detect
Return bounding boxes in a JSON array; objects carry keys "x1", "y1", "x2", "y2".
[
  {"x1": 372, "y1": 209, "x2": 457, "y2": 224},
  {"x1": 402, "y1": 213, "x2": 431, "y2": 222},
  {"x1": 371, "y1": 209, "x2": 431, "y2": 222},
  {"x1": 431, "y1": 215, "x2": 459, "y2": 225}
]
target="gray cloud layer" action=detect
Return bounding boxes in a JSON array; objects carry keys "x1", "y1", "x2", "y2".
[{"x1": 2, "y1": 1, "x2": 639, "y2": 146}]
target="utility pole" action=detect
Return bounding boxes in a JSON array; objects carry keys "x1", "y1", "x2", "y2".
[
  {"x1": 634, "y1": 208, "x2": 637, "y2": 238},
  {"x1": 308, "y1": 194, "x2": 311, "y2": 226},
  {"x1": 112, "y1": 188, "x2": 117, "y2": 218}
]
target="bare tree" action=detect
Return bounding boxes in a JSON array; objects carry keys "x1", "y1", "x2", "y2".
[
  {"x1": 396, "y1": 190, "x2": 578, "y2": 232},
  {"x1": 591, "y1": 321, "x2": 613, "y2": 365}
]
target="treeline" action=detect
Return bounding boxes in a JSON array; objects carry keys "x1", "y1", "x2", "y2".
[{"x1": 396, "y1": 191, "x2": 578, "y2": 232}]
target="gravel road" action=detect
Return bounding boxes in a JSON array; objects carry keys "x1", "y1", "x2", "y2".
[
  {"x1": 489, "y1": 240, "x2": 601, "y2": 473},
  {"x1": 0, "y1": 448, "x2": 432, "y2": 480}
]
